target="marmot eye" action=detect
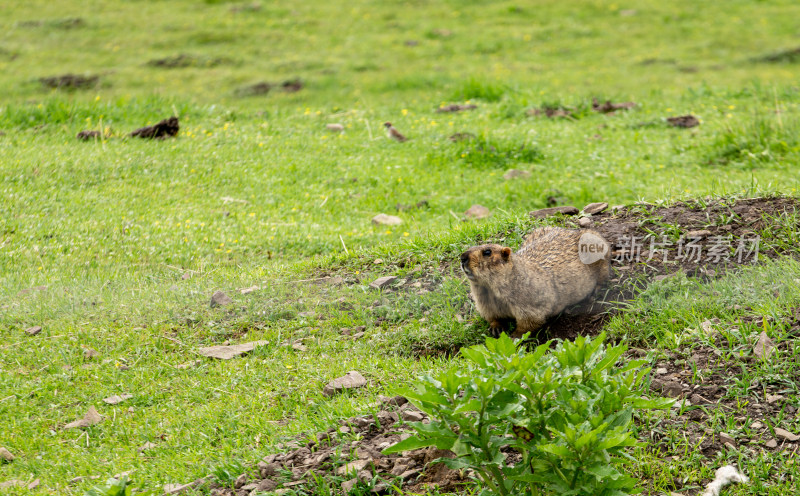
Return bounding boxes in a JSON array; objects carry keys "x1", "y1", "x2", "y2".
[{"x1": 482, "y1": 249, "x2": 492, "y2": 257}]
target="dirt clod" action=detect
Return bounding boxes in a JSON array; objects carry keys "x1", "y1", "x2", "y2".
[
  {"x1": 529, "y1": 206, "x2": 579, "y2": 219},
  {"x1": 24, "y1": 326, "x2": 42, "y2": 336},
  {"x1": 464, "y1": 204, "x2": 490, "y2": 219},
  {"x1": 435, "y1": 104, "x2": 477, "y2": 113},
  {"x1": 592, "y1": 98, "x2": 636, "y2": 113},
  {"x1": 667, "y1": 115, "x2": 700, "y2": 128},
  {"x1": 39, "y1": 73, "x2": 98, "y2": 90},
  {"x1": 130, "y1": 116, "x2": 179, "y2": 139}
]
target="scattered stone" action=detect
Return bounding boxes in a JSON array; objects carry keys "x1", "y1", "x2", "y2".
[
  {"x1": 651, "y1": 379, "x2": 684, "y2": 398},
  {"x1": 401, "y1": 410, "x2": 425, "y2": 422},
  {"x1": 503, "y1": 169, "x2": 531, "y2": 180},
  {"x1": 578, "y1": 217, "x2": 592, "y2": 228},
  {"x1": 369, "y1": 276, "x2": 397, "y2": 290},
  {"x1": 138, "y1": 441, "x2": 157, "y2": 453},
  {"x1": 163, "y1": 477, "x2": 209, "y2": 495},
  {"x1": 197, "y1": 340, "x2": 269, "y2": 360},
  {"x1": 687, "y1": 229, "x2": 712, "y2": 238},
  {"x1": 130, "y1": 116, "x2": 179, "y2": 139},
  {"x1": 655, "y1": 367, "x2": 668, "y2": 375},
  {"x1": 176, "y1": 360, "x2": 201, "y2": 370},
  {"x1": 64, "y1": 406, "x2": 103, "y2": 429},
  {"x1": 240, "y1": 285, "x2": 260, "y2": 295},
  {"x1": 341, "y1": 478, "x2": 358, "y2": 493},
  {"x1": 103, "y1": 394, "x2": 133, "y2": 405},
  {"x1": 28, "y1": 479, "x2": 40, "y2": 490},
  {"x1": 765, "y1": 439, "x2": 778, "y2": 448},
  {"x1": 719, "y1": 432, "x2": 736, "y2": 447},
  {"x1": 0, "y1": 447, "x2": 14, "y2": 462},
  {"x1": 77, "y1": 130, "x2": 101, "y2": 141},
  {"x1": 667, "y1": 115, "x2": 700, "y2": 128},
  {"x1": 380, "y1": 395, "x2": 408, "y2": 407},
  {"x1": 83, "y1": 347, "x2": 100, "y2": 359},
  {"x1": 234, "y1": 473, "x2": 248, "y2": 489},
  {"x1": 529, "y1": 206, "x2": 579, "y2": 219},
  {"x1": 323, "y1": 371, "x2": 367, "y2": 397},
  {"x1": 25, "y1": 326, "x2": 42, "y2": 336},
  {"x1": 774, "y1": 427, "x2": 799, "y2": 442},
  {"x1": 582, "y1": 202, "x2": 609, "y2": 215},
  {"x1": 39, "y1": 73, "x2": 98, "y2": 90},
  {"x1": 750, "y1": 421, "x2": 764, "y2": 430},
  {"x1": 210, "y1": 290, "x2": 233, "y2": 308},
  {"x1": 753, "y1": 331, "x2": 776, "y2": 359},
  {"x1": 337, "y1": 459, "x2": 371, "y2": 475},
  {"x1": 326, "y1": 123, "x2": 345, "y2": 132},
  {"x1": 766, "y1": 394, "x2": 783, "y2": 404},
  {"x1": 435, "y1": 104, "x2": 477, "y2": 113},
  {"x1": 464, "y1": 204, "x2": 490, "y2": 219},
  {"x1": 372, "y1": 213, "x2": 403, "y2": 226}
]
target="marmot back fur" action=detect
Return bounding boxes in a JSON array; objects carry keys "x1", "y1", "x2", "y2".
[{"x1": 460, "y1": 227, "x2": 611, "y2": 338}]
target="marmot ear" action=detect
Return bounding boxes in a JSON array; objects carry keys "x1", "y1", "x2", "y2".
[{"x1": 501, "y1": 247, "x2": 512, "y2": 259}]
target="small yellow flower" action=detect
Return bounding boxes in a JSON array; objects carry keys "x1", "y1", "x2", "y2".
[
  {"x1": 401, "y1": 109, "x2": 408, "y2": 116},
  {"x1": 249, "y1": 213, "x2": 255, "y2": 217},
  {"x1": 403, "y1": 232, "x2": 409, "y2": 237}
]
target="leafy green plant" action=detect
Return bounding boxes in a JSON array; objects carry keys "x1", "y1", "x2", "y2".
[
  {"x1": 384, "y1": 333, "x2": 672, "y2": 496},
  {"x1": 83, "y1": 476, "x2": 142, "y2": 496}
]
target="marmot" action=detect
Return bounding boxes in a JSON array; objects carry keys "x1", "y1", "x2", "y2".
[{"x1": 460, "y1": 227, "x2": 611, "y2": 338}]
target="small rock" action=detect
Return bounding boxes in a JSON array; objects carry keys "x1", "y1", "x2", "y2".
[
  {"x1": 503, "y1": 169, "x2": 531, "y2": 180},
  {"x1": 399, "y1": 469, "x2": 419, "y2": 481},
  {"x1": 210, "y1": 291, "x2": 233, "y2": 308},
  {"x1": 25, "y1": 326, "x2": 42, "y2": 336},
  {"x1": 28, "y1": 479, "x2": 40, "y2": 490},
  {"x1": 719, "y1": 432, "x2": 736, "y2": 446},
  {"x1": 77, "y1": 130, "x2": 101, "y2": 141},
  {"x1": 234, "y1": 474, "x2": 248, "y2": 489},
  {"x1": 341, "y1": 478, "x2": 358, "y2": 493},
  {"x1": 751, "y1": 421, "x2": 764, "y2": 430},
  {"x1": 775, "y1": 427, "x2": 799, "y2": 442},
  {"x1": 323, "y1": 371, "x2": 368, "y2": 397},
  {"x1": 103, "y1": 394, "x2": 133, "y2": 405},
  {"x1": 351, "y1": 332, "x2": 365, "y2": 340},
  {"x1": 83, "y1": 347, "x2": 100, "y2": 359},
  {"x1": 401, "y1": 410, "x2": 425, "y2": 422},
  {"x1": 380, "y1": 395, "x2": 408, "y2": 407},
  {"x1": 464, "y1": 204, "x2": 490, "y2": 219},
  {"x1": 337, "y1": 459, "x2": 371, "y2": 475},
  {"x1": 753, "y1": 331, "x2": 776, "y2": 359},
  {"x1": 577, "y1": 217, "x2": 592, "y2": 228},
  {"x1": 181, "y1": 272, "x2": 192, "y2": 280},
  {"x1": 138, "y1": 441, "x2": 157, "y2": 453},
  {"x1": 239, "y1": 285, "x2": 260, "y2": 295},
  {"x1": 257, "y1": 479, "x2": 278, "y2": 492},
  {"x1": 197, "y1": 340, "x2": 269, "y2": 360},
  {"x1": 372, "y1": 214, "x2": 403, "y2": 226},
  {"x1": 765, "y1": 439, "x2": 778, "y2": 448},
  {"x1": 369, "y1": 276, "x2": 397, "y2": 290},
  {"x1": 529, "y1": 206, "x2": 579, "y2": 219},
  {"x1": 686, "y1": 229, "x2": 712, "y2": 239},
  {"x1": 64, "y1": 406, "x2": 103, "y2": 429},
  {"x1": 655, "y1": 367, "x2": 668, "y2": 375},
  {"x1": 766, "y1": 394, "x2": 783, "y2": 404},
  {"x1": 326, "y1": 123, "x2": 345, "y2": 132},
  {"x1": 0, "y1": 447, "x2": 14, "y2": 462},
  {"x1": 582, "y1": 202, "x2": 608, "y2": 215}
]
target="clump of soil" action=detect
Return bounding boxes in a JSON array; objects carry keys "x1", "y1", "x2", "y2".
[
  {"x1": 207, "y1": 399, "x2": 468, "y2": 496},
  {"x1": 130, "y1": 117, "x2": 179, "y2": 139},
  {"x1": 667, "y1": 115, "x2": 700, "y2": 128},
  {"x1": 236, "y1": 78, "x2": 304, "y2": 96},
  {"x1": 753, "y1": 46, "x2": 800, "y2": 64},
  {"x1": 147, "y1": 54, "x2": 232, "y2": 68},
  {"x1": 435, "y1": 104, "x2": 477, "y2": 113},
  {"x1": 76, "y1": 130, "x2": 101, "y2": 141},
  {"x1": 526, "y1": 106, "x2": 572, "y2": 118},
  {"x1": 39, "y1": 74, "x2": 99, "y2": 90},
  {"x1": 592, "y1": 98, "x2": 636, "y2": 113}
]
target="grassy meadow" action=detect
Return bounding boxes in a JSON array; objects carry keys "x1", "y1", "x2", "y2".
[{"x1": 1, "y1": 0, "x2": 800, "y2": 494}]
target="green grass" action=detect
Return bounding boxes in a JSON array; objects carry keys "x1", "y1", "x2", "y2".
[{"x1": 2, "y1": 0, "x2": 800, "y2": 494}]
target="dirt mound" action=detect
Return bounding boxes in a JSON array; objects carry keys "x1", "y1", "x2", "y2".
[
  {"x1": 753, "y1": 46, "x2": 800, "y2": 64},
  {"x1": 130, "y1": 117, "x2": 179, "y2": 139},
  {"x1": 667, "y1": 114, "x2": 700, "y2": 128},
  {"x1": 537, "y1": 197, "x2": 798, "y2": 340},
  {"x1": 236, "y1": 78, "x2": 304, "y2": 97},
  {"x1": 206, "y1": 398, "x2": 467, "y2": 495},
  {"x1": 147, "y1": 54, "x2": 232, "y2": 68},
  {"x1": 38, "y1": 74, "x2": 98, "y2": 90},
  {"x1": 591, "y1": 98, "x2": 636, "y2": 113}
]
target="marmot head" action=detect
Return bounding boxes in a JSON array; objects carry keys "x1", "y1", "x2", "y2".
[
  {"x1": 460, "y1": 244, "x2": 513, "y2": 283},
  {"x1": 383, "y1": 122, "x2": 392, "y2": 128}
]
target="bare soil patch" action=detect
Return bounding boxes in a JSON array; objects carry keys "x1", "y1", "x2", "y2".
[
  {"x1": 38, "y1": 74, "x2": 99, "y2": 90},
  {"x1": 130, "y1": 117, "x2": 179, "y2": 139}
]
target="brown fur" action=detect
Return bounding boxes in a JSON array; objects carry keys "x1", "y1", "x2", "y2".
[{"x1": 460, "y1": 227, "x2": 611, "y2": 338}]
